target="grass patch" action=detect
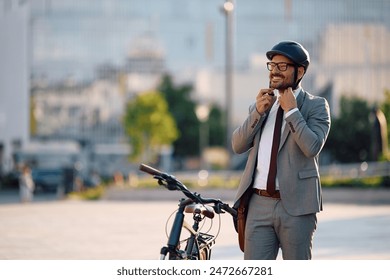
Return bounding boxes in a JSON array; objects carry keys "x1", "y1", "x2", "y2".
[
  {"x1": 68, "y1": 174, "x2": 389, "y2": 201},
  {"x1": 68, "y1": 185, "x2": 106, "y2": 200},
  {"x1": 130, "y1": 174, "x2": 389, "y2": 189},
  {"x1": 134, "y1": 175, "x2": 240, "y2": 189},
  {"x1": 136, "y1": 175, "x2": 388, "y2": 189},
  {"x1": 321, "y1": 176, "x2": 384, "y2": 188}
]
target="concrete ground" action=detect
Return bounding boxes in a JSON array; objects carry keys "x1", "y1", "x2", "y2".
[{"x1": 0, "y1": 187, "x2": 389, "y2": 260}]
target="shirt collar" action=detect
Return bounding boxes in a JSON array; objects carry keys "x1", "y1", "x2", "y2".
[
  {"x1": 274, "y1": 87, "x2": 301, "y2": 98},
  {"x1": 294, "y1": 87, "x2": 302, "y2": 98}
]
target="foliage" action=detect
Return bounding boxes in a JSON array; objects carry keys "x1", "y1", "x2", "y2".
[
  {"x1": 158, "y1": 74, "x2": 226, "y2": 159},
  {"x1": 380, "y1": 89, "x2": 390, "y2": 152},
  {"x1": 68, "y1": 185, "x2": 105, "y2": 200},
  {"x1": 134, "y1": 174, "x2": 389, "y2": 189},
  {"x1": 134, "y1": 175, "x2": 240, "y2": 189},
  {"x1": 30, "y1": 95, "x2": 37, "y2": 136},
  {"x1": 123, "y1": 90, "x2": 179, "y2": 162},
  {"x1": 326, "y1": 96, "x2": 373, "y2": 163},
  {"x1": 208, "y1": 106, "x2": 226, "y2": 147},
  {"x1": 320, "y1": 176, "x2": 385, "y2": 188},
  {"x1": 158, "y1": 75, "x2": 199, "y2": 157}
]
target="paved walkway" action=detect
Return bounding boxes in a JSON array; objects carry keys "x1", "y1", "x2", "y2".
[{"x1": 0, "y1": 188, "x2": 389, "y2": 260}]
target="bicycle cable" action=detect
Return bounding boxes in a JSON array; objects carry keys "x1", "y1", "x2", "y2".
[
  {"x1": 164, "y1": 208, "x2": 178, "y2": 239},
  {"x1": 213, "y1": 212, "x2": 222, "y2": 240}
]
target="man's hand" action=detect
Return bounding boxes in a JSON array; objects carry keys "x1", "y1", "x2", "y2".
[
  {"x1": 256, "y1": 88, "x2": 275, "y2": 115},
  {"x1": 279, "y1": 87, "x2": 297, "y2": 112}
]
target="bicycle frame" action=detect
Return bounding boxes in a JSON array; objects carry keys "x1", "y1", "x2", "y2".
[
  {"x1": 160, "y1": 197, "x2": 216, "y2": 260},
  {"x1": 139, "y1": 163, "x2": 236, "y2": 260}
]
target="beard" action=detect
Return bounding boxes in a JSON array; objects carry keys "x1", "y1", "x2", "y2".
[{"x1": 269, "y1": 74, "x2": 296, "y2": 90}]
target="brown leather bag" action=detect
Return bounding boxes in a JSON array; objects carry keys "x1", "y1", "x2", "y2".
[{"x1": 235, "y1": 188, "x2": 252, "y2": 252}]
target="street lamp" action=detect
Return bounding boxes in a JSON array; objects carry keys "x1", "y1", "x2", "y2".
[
  {"x1": 221, "y1": 0, "x2": 234, "y2": 161},
  {"x1": 195, "y1": 104, "x2": 210, "y2": 170}
]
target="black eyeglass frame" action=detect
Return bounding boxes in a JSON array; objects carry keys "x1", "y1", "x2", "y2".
[{"x1": 266, "y1": 62, "x2": 296, "y2": 72}]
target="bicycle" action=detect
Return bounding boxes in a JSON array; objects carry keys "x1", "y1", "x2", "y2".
[{"x1": 139, "y1": 163, "x2": 237, "y2": 260}]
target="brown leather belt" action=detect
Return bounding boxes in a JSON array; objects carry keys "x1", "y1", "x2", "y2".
[{"x1": 253, "y1": 189, "x2": 281, "y2": 199}]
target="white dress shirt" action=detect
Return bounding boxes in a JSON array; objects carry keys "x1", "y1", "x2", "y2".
[{"x1": 253, "y1": 88, "x2": 301, "y2": 190}]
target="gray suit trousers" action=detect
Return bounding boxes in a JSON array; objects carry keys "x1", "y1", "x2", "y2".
[{"x1": 244, "y1": 194, "x2": 317, "y2": 260}]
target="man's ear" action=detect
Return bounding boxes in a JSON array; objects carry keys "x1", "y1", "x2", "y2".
[{"x1": 297, "y1": 66, "x2": 305, "y2": 80}]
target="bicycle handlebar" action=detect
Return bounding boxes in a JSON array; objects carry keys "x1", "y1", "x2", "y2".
[
  {"x1": 139, "y1": 163, "x2": 237, "y2": 217},
  {"x1": 139, "y1": 163, "x2": 163, "y2": 177}
]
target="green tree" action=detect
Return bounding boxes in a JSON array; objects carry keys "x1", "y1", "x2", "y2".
[
  {"x1": 380, "y1": 89, "x2": 390, "y2": 148},
  {"x1": 208, "y1": 105, "x2": 226, "y2": 146},
  {"x1": 158, "y1": 75, "x2": 200, "y2": 157},
  {"x1": 326, "y1": 96, "x2": 372, "y2": 163},
  {"x1": 158, "y1": 75, "x2": 226, "y2": 159},
  {"x1": 123, "y1": 90, "x2": 179, "y2": 162}
]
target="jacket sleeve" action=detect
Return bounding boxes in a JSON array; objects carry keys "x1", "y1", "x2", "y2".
[
  {"x1": 231, "y1": 103, "x2": 267, "y2": 154},
  {"x1": 285, "y1": 97, "x2": 331, "y2": 158}
]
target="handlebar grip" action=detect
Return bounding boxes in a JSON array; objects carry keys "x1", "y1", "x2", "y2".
[
  {"x1": 226, "y1": 207, "x2": 237, "y2": 217},
  {"x1": 139, "y1": 164, "x2": 162, "y2": 176},
  {"x1": 221, "y1": 203, "x2": 237, "y2": 217}
]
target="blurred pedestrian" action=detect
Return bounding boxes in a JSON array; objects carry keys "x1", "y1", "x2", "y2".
[
  {"x1": 113, "y1": 171, "x2": 124, "y2": 187},
  {"x1": 232, "y1": 41, "x2": 331, "y2": 259},
  {"x1": 90, "y1": 170, "x2": 101, "y2": 187},
  {"x1": 19, "y1": 164, "x2": 35, "y2": 203}
]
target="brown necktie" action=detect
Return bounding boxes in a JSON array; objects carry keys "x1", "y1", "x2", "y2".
[{"x1": 266, "y1": 106, "x2": 284, "y2": 195}]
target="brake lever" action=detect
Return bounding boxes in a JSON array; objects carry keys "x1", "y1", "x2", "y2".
[
  {"x1": 166, "y1": 182, "x2": 179, "y2": 190},
  {"x1": 213, "y1": 203, "x2": 225, "y2": 214},
  {"x1": 154, "y1": 175, "x2": 166, "y2": 186},
  {"x1": 154, "y1": 175, "x2": 179, "y2": 190}
]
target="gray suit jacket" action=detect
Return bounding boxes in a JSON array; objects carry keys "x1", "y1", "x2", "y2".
[{"x1": 232, "y1": 90, "x2": 331, "y2": 216}]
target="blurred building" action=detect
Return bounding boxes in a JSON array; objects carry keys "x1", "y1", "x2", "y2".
[
  {"x1": 0, "y1": 0, "x2": 30, "y2": 173},
  {"x1": 32, "y1": 80, "x2": 124, "y2": 143},
  {"x1": 2, "y1": 0, "x2": 389, "y2": 174},
  {"x1": 124, "y1": 33, "x2": 166, "y2": 96},
  {"x1": 30, "y1": 33, "x2": 166, "y2": 176},
  {"x1": 315, "y1": 23, "x2": 390, "y2": 115}
]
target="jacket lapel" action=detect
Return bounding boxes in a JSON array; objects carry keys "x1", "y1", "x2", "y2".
[{"x1": 279, "y1": 90, "x2": 306, "y2": 150}]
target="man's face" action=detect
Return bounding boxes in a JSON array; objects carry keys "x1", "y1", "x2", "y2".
[{"x1": 268, "y1": 54, "x2": 296, "y2": 90}]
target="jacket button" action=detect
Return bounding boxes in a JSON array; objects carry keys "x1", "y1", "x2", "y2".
[
  {"x1": 251, "y1": 119, "x2": 259, "y2": 128},
  {"x1": 288, "y1": 122, "x2": 295, "y2": 133}
]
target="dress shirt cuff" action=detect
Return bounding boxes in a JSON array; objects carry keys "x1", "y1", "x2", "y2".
[{"x1": 285, "y1": 108, "x2": 298, "y2": 118}]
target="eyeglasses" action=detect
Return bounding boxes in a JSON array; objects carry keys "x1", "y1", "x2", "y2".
[{"x1": 266, "y1": 62, "x2": 295, "y2": 72}]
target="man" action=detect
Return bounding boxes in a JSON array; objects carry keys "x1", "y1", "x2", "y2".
[{"x1": 232, "y1": 41, "x2": 331, "y2": 259}]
